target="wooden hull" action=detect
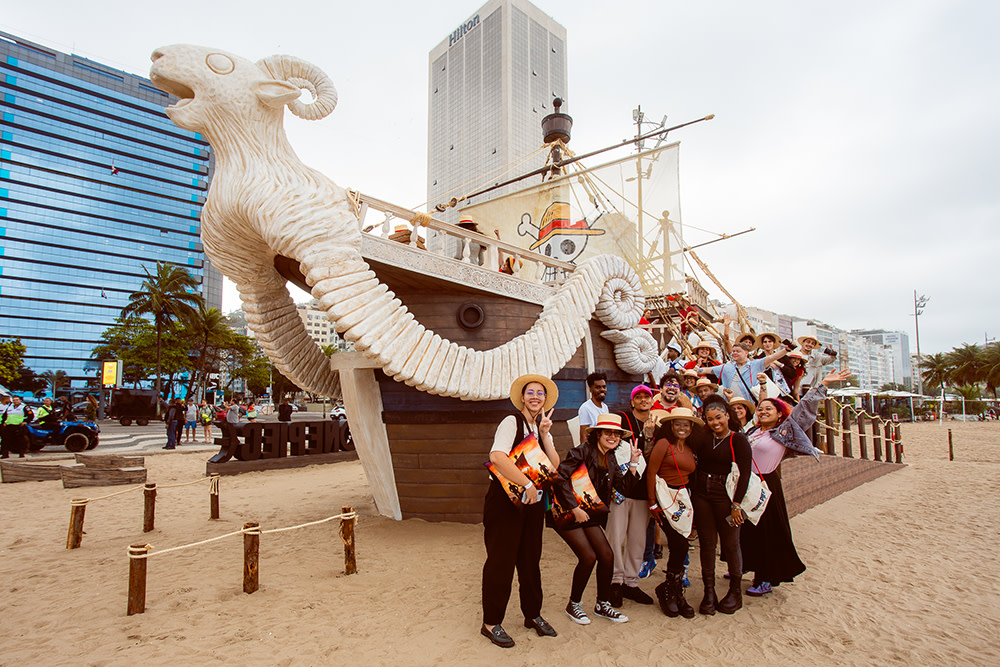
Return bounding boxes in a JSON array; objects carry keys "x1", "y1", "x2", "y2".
[{"x1": 371, "y1": 260, "x2": 641, "y2": 523}]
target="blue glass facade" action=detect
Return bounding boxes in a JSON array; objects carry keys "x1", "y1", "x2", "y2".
[{"x1": 0, "y1": 31, "x2": 222, "y2": 387}]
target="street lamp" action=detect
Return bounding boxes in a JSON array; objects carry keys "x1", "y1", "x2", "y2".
[{"x1": 913, "y1": 291, "x2": 930, "y2": 395}]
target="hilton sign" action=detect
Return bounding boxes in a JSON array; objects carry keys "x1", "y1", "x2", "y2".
[{"x1": 449, "y1": 15, "x2": 480, "y2": 46}]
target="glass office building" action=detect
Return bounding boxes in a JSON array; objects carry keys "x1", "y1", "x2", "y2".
[
  {"x1": 427, "y1": 0, "x2": 567, "y2": 220},
  {"x1": 0, "y1": 30, "x2": 222, "y2": 388}
]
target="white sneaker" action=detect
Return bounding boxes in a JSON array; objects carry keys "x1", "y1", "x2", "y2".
[
  {"x1": 594, "y1": 600, "x2": 629, "y2": 623},
  {"x1": 565, "y1": 601, "x2": 591, "y2": 625}
]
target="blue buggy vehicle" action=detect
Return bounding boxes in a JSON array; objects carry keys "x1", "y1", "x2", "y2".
[{"x1": 26, "y1": 419, "x2": 101, "y2": 452}]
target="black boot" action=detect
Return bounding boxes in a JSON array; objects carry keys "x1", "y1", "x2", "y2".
[
  {"x1": 699, "y1": 579, "x2": 717, "y2": 616},
  {"x1": 672, "y1": 572, "x2": 695, "y2": 619},
  {"x1": 655, "y1": 574, "x2": 679, "y2": 617},
  {"x1": 717, "y1": 581, "x2": 743, "y2": 614}
]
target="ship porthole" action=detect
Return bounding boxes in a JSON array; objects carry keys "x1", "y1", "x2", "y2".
[{"x1": 457, "y1": 303, "x2": 485, "y2": 330}]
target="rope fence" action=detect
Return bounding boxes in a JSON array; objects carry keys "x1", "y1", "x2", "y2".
[
  {"x1": 811, "y1": 397, "x2": 904, "y2": 464},
  {"x1": 66, "y1": 473, "x2": 222, "y2": 550},
  {"x1": 126, "y1": 506, "x2": 358, "y2": 615}
]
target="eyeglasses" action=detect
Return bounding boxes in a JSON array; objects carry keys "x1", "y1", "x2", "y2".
[
  {"x1": 524, "y1": 390, "x2": 546, "y2": 398},
  {"x1": 662, "y1": 382, "x2": 680, "y2": 388}
]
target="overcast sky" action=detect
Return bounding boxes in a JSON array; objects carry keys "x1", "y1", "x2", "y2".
[{"x1": 4, "y1": 0, "x2": 997, "y2": 354}]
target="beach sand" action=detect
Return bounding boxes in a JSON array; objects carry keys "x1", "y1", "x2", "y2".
[{"x1": 1, "y1": 422, "x2": 998, "y2": 666}]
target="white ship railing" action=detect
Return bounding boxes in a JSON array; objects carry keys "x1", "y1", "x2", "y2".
[{"x1": 348, "y1": 190, "x2": 575, "y2": 286}]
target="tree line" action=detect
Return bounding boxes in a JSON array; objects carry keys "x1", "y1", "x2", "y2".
[{"x1": 920, "y1": 342, "x2": 1000, "y2": 406}]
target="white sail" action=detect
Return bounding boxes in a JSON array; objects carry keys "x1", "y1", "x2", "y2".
[{"x1": 464, "y1": 143, "x2": 686, "y2": 296}]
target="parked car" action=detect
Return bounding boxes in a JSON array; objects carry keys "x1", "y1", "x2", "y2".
[{"x1": 26, "y1": 418, "x2": 100, "y2": 452}]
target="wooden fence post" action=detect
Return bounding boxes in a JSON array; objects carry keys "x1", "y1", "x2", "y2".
[
  {"x1": 872, "y1": 419, "x2": 883, "y2": 461},
  {"x1": 143, "y1": 483, "x2": 156, "y2": 533},
  {"x1": 811, "y1": 422, "x2": 822, "y2": 452},
  {"x1": 857, "y1": 414, "x2": 868, "y2": 459},
  {"x1": 948, "y1": 429, "x2": 954, "y2": 461},
  {"x1": 894, "y1": 424, "x2": 903, "y2": 463},
  {"x1": 824, "y1": 399, "x2": 837, "y2": 455},
  {"x1": 127, "y1": 544, "x2": 148, "y2": 616},
  {"x1": 66, "y1": 500, "x2": 87, "y2": 549},
  {"x1": 884, "y1": 422, "x2": 893, "y2": 462},
  {"x1": 209, "y1": 474, "x2": 220, "y2": 520},
  {"x1": 243, "y1": 522, "x2": 260, "y2": 594},
  {"x1": 341, "y1": 505, "x2": 357, "y2": 575},
  {"x1": 841, "y1": 405, "x2": 853, "y2": 458}
]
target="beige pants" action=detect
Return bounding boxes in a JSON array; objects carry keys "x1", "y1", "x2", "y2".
[{"x1": 606, "y1": 497, "x2": 650, "y2": 586}]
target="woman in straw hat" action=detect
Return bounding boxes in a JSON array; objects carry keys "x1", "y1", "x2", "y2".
[
  {"x1": 740, "y1": 368, "x2": 850, "y2": 598},
  {"x1": 722, "y1": 389, "x2": 757, "y2": 432},
  {"x1": 481, "y1": 374, "x2": 560, "y2": 648},
  {"x1": 754, "y1": 332, "x2": 794, "y2": 398},
  {"x1": 551, "y1": 414, "x2": 640, "y2": 625},
  {"x1": 647, "y1": 407, "x2": 703, "y2": 619},
  {"x1": 683, "y1": 340, "x2": 721, "y2": 371}
]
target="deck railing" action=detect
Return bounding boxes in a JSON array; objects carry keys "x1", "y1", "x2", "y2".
[{"x1": 348, "y1": 190, "x2": 576, "y2": 286}]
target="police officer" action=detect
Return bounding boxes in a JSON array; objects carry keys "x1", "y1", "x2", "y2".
[
  {"x1": 35, "y1": 397, "x2": 58, "y2": 430},
  {"x1": 1, "y1": 395, "x2": 33, "y2": 458}
]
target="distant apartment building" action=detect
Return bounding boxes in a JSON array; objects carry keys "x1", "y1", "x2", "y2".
[
  {"x1": 840, "y1": 331, "x2": 896, "y2": 391},
  {"x1": 427, "y1": 0, "x2": 568, "y2": 220},
  {"x1": 296, "y1": 300, "x2": 350, "y2": 351},
  {"x1": 0, "y1": 30, "x2": 221, "y2": 388},
  {"x1": 853, "y1": 329, "x2": 912, "y2": 389}
]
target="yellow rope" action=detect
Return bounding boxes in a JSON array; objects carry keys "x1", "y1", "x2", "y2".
[
  {"x1": 127, "y1": 511, "x2": 359, "y2": 559},
  {"x1": 410, "y1": 211, "x2": 433, "y2": 227},
  {"x1": 71, "y1": 473, "x2": 220, "y2": 506},
  {"x1": 71, "y1": 484, "x2": 145, "y2": 505}
]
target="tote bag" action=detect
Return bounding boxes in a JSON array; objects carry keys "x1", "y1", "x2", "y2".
[
  {"x1": 654, "y1": 476, "x2": 693, "y2": 537},
  {"x1": 724, "y1": 435, "x2": 772, "y2": 525}
]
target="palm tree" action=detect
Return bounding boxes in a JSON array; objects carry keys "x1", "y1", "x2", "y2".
[
  {"x1": 977, "y1": 342, "x2": 1000, "y2": 399},
  {"x1": 946, "y1": 343, "x2": 982, "y2": 388},
  {"x1": 183, "y1": 304, "x2": 232, "y2": 399},
  {"x1": 121, "y1": 262, "x2": 203, "y2": 410},
  {"x1": 40, "y1": 369, "x2": 68, "y2": 397},
  {"x1": 920, "y1": 352, "x2": 951, "y2": 394}
]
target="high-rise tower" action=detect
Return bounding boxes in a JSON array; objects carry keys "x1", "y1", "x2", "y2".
[
  {"x1": 0, "y1": 31, "x2": 220, "y2": 387},
  {"x1": 427, "y1": 0, "x2": 567, "y2": 220}
]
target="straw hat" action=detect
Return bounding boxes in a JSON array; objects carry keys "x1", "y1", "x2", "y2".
[
  {"x1": 695, "y1": 377, "x2": 718, "y2": 391},
  {"x1": 586, "y1": 413, "x2": 633, "y2": 438},
  {"x1": 681, "y1": 368, "x2": 699, "y2": 379},
  {"x1": 736, "y1": 332, "x2": 757, "y2": 348},
  {"x1": 509, "y1": 374, "x2": 558, "y2": 411},
  {"x1": 691, "y1": 341, "x2": 716, "y2": 356},
  {"x1": 656, "y1": 406, "x2": 704, "y2": 427},
  {"x1": 787, "y1": 350, "x2": 807, "y2": 361},
  {"x1": 755, "y1": 332, "x2": 779, "y2": 348},
  {"x1": 729, "y1": 397, "x2": 756, "y2": 414},
  {"x1": 797, "y1": 334, "x2": 820, "y2": 347}
]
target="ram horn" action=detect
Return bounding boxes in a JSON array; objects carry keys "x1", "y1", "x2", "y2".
[{"x1": 257, "y1": 55, "x2": 338, "y2": 120}]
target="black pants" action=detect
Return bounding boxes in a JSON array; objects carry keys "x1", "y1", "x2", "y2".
[
  {"x1": 1, "y1": 424, "x2": 27, "y2": 457},
  {"x1": 654, "y1": 512, "x2": 691, "y2": 575},
  {"x1": 481, "y1": 479, "x2": 544, "y2": 625},
  {"x1": 692, "y1": 472, "x2": 742, "y2": 586}
]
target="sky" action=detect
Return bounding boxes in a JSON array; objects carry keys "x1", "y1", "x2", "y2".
[{"x1": 4, "y1": 0, "x2": 998, "y2": 355}]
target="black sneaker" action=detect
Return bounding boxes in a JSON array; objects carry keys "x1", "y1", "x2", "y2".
[
  {"x1": 621, "y1": 585, "x2": 655, "y2": 605},
  {"x1": 594, "y1": 600, "x2": 629, "y2": 623},
  {"x1": 565, "y1": 601, "x2": 591, "y2": 625}
]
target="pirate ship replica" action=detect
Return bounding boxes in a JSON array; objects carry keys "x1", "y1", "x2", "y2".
[{"x1": 150, "y1": 44, "x2": 754, "y2": 522}]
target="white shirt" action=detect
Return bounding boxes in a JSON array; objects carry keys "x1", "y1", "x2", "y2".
[
  {"x1": 491, "y1": 414, "x2": 540, "y2": 454},
  {"x1": 578, "y1": 400, "x2": 608, "y2": 429}
]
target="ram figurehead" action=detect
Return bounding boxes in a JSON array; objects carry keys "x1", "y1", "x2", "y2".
[{"x1": 149, "y1": 45, "x2": 654, "y2": 403}]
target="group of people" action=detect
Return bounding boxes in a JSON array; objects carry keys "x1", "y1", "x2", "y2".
[
  {"x1": 480, "y1": 330, "x2": 850, "y2": 648},
  {"x1": 0, "y1": 394, "x2": 82, "y2": 458}
]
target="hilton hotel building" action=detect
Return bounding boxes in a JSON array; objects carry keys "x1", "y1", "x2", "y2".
[{"x1": 426, "y1": 0, "x2": 568, "y2": 221}]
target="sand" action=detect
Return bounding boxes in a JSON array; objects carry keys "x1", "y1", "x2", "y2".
[{"x1": 1, "y1": 422, "x2": 999, "y2": 666}]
